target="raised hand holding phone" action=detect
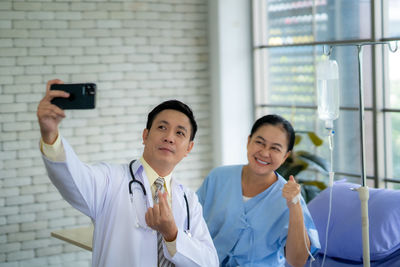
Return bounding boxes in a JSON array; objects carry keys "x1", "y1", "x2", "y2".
[
  {"x1": 50, "y1": 83, "x2": 96, "y2": 109},
  {"x1": 37, "y1": 80, "x2": 97, "y2": 144},
  {"x1": 37, "y1": 79, "x2": 70, "y2": 144}
]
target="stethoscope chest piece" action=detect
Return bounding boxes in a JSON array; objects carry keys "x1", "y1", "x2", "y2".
[{"x1": 185, "y1": 230, "x2": 192, "y2": 238}]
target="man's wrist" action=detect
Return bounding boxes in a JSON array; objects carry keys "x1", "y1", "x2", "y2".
[
  {"x1": 41, "y1": 130, "x2": 59, "y2": 145},
  {"x1": 40, "y1": 133, "x2": 65, "y2": 162},
  {"x1": 163, "y1": 229, "x2": 178, "y2": 242}
]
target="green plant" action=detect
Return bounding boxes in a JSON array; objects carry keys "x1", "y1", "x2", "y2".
[{"x1": 277, "y1": 131, "x2": 329, "y2": 203}]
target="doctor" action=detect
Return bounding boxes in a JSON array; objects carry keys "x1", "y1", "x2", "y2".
[{"x1": 37, "y1": 79, "x2": 219, "y2": 267}]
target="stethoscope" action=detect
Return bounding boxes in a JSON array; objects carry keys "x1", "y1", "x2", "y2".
[{"x1": 128, "y1": 160, "x2": 191, "y2": 234}]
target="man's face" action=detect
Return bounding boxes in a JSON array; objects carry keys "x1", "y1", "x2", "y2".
[{"x1": 142, "y1": 109, "x2": 194, "y2": 174}]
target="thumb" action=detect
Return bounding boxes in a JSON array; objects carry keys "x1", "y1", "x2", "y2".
[{"x1": 289, "y1": 175, "x2": 296, "y2": 183}]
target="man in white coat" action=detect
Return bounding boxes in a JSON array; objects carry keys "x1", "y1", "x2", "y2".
[{"x1": 37, "y1": 79, "x2": 219, "y2": 267}]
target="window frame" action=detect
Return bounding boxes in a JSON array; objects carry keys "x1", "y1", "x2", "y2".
[{"x1": 251, "y1": 0, "x2": 400, "y2": 188}]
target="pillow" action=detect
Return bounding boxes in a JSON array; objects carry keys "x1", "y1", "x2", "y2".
[{"x1": 307, "y1": 181, "x2": 400, "y2": 261}]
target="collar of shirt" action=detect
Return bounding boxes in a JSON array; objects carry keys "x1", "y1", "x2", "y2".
[{"x1": 139, "y1": 156, "x2": 172, "y2": 197}]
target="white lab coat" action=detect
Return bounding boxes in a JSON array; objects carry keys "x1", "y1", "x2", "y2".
[{"x1": 42, "y1": 137, "x2": 218, "y2": 267}]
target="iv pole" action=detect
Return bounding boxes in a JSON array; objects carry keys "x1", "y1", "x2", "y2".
[
  {"x1": 356, "y1": 43, "x2": 370, "y2": 267},
  {"x1": 323, "y1": 40, "x2": 398, "y2": 267},
  {"x1": 259, "y1": 38, "x2": 399, "y2": 267}
]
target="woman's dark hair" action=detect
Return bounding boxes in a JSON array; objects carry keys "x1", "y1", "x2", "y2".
[
  {"x1": 146, "y1": 100, "x2": 197, "y2": 141},
  {"x1": 250, "y1": 114, "x2": 295, "y2": 152}
]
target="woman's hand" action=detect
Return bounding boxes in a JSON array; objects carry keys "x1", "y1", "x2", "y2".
[{"x1": 282, "y1": 175, "x2": 301, "y2": 207}]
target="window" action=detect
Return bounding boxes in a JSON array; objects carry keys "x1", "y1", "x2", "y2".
[{"x1": 252, "y1": 0, "x2": 400, "y2": 188}]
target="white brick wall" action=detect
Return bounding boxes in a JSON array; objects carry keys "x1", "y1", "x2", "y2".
[{"x1": 0, "y1": 0, "x2": 211, "y2": 265}]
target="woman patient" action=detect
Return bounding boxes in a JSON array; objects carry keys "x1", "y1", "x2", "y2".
[{"x1": 197, "y1": 114, "x2": 320, "y2": 267}]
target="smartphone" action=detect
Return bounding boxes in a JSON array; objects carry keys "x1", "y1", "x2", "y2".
[{"x1": 50, "y1": 83, "x2": 96, "y2": 109}]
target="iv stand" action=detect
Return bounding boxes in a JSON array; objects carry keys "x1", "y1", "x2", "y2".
[
  {"x1": 323, "y1": 40, "x2": 398, "y2": 267},
  {"x1": 356, "y1": 43, "x2": 370, "y2": 267},
  {"x1": 260, "y1": 38, "x2": 399, "y2": 267}
]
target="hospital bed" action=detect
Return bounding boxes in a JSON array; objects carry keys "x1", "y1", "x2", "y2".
[{"x1": 305, "y1": 181, "x2": 400, "y2": 267}]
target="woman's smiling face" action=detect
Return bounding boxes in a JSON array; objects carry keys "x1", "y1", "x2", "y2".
[{"x1": 246, "y1": 124, "x2": 290, "y2": 177}]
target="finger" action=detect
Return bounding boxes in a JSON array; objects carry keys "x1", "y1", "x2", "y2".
[
  {"x1": 37, "y1": 108, "x2": 62, "y2": 122},
  {"x1": 41, "y1": 91, "x2": 69, "y2": 111},
  {"x1": 145, "y1": 208, "x2": 153, "y2": 227},
  {"x1": 46, "y1": 103, "x2": 66, "y2": 117},
  {"x1": 282, "y1": 183, "x2": 300, "y2": 195},
  {"x1": 46, "y1": 89, "x2": 70, "y2": 101},
  {"x1": 53, "y1": 107, "x2": 66, "y2": 118},
  {"x1": 282, "y1": 184, "x2": 296, "y2": 193},
  {"x1": 46, "y1": 79, "x2": 64, "y2": 93},
  {"x1": 158, "y1": 191, "x2": 169, "y2": 215},
  {"x1": 39, "y1": 104, "x2": 66, "y2": 119},
  {"x1": 282, "y1": 185, "x2": 291, "y2": 195},
  {"x1": 46, "y1": 110, "x2": 64, "y2": 121},
  {"x1": 152, "y1": 203, "x2": 160, "y2": 219},
  {"x1": 289, "y1": 175, "x2": 296, "y2": 183}
]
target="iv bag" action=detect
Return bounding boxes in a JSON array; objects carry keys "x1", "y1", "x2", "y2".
[{"x1": 316, "y1": 58, "x2": 340, "y2": 129}]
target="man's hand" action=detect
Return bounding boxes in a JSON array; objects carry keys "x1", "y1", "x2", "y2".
[
  {"x1": 37, "y1": 79, "x2": 69, "y2": 144},
  {"x1": 282, "y1": 175, "x2": 301, "y2": 207},
  {"x1": 145, "y1": 191, "x2": 178, "y2": 242}
]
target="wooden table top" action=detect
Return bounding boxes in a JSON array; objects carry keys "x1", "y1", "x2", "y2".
[{"x1": 51, "y1": 225, "x2": 93, "y2": 251}]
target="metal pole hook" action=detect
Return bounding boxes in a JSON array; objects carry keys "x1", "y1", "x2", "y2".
[
  {"x1": 323, "y1": 45, "x2": 333, "y2": 57},
  {"x1": 388, "y1": 41, "x2": 398, "y2": 53}
]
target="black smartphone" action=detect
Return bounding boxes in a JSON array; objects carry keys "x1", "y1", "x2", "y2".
[{"x1": 50, "y1": 83, "x2": 96, "y2": 109}]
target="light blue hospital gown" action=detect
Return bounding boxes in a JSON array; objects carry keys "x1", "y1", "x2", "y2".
[{"x1": 197, "y1": 165, "x2": 320, "y2": 267}]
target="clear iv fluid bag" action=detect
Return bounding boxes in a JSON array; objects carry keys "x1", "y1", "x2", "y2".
[{"x1": 317, "y1": 59, "x2": 340, "y2": 129}]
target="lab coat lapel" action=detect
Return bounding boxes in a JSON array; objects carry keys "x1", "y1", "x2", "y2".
[
  {"x1": 142, "y1": 172, "x2": 153, "y2": 207},
  {"x1": 130, "y1": 160, "x2": 153, "y2": 207},
  {"x1": 171, "y1": 178, "x2": 186, "y2": 228},
  {"x1": 129, "y1": 160, "x2": 158, "y2": 266}
]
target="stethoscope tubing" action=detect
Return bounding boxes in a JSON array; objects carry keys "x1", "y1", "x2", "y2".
[
  {"x1": 129, "y1": 160, "x2": 146, "y2": 195},
  {"x1": 183, "y1": 193, "x2": 190, "y2": 231},
  {"x1": 128, "y1": 160, "x2": 190, "y2": 232}
]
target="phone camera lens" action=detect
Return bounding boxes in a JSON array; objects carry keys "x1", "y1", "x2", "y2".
[{"x1": 85, "y1": 84, "x2": 95, "y2": 95}]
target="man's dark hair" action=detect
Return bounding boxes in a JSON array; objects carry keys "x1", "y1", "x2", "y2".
[
  {"x1": 250, "y1": 114, "x2": 295, "y2": 152},
  {"x1": 146, "y1": 100, "x2": 198, "y2": 141}
]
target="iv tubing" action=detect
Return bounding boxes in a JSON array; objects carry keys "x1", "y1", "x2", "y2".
[
  {"x1": 304, "y1": 222, "x2": 314, "y2": 267},
  {"x1": 321, "y1": 130, "x2": 334, "y2": 267}
]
